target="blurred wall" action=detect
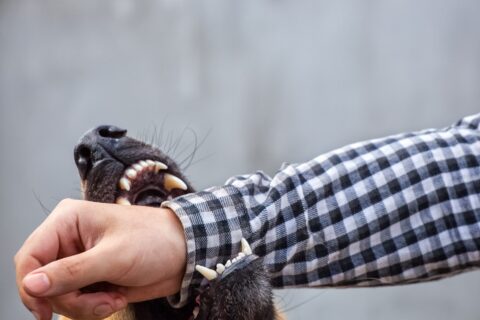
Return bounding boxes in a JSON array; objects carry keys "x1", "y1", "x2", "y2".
[{"x1": 1, "y1": 0, "x2": 480, "y2": 319}]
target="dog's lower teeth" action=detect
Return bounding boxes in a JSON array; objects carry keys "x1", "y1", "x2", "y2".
[
  {"x1": 196, "y1": 265, "x2": 218, "y2": 281},
  {"x1": 216, "y1": 263, "x2": 225, "y2": 274},
  {"x1": 116, "y1": 197, "x2": 131, "y2": 205},
  {"x1": 133, "y1": 164, "x2": 143, "y2": 171},
  {"x1": 241, "y1": 238, "x2": 253, "y2": 255}
]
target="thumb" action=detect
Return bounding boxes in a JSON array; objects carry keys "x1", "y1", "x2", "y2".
[{"x1": 23, "y1": 246, "x2": 112, "y2": 297}]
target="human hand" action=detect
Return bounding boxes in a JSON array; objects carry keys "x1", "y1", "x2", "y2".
[{"x1": 14, "y1": 199, "x2": 187, "y2": 320}]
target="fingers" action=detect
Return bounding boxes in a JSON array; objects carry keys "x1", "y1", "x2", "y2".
[
  {"x1": 23, "y1": 245, "x2": 113, "y2": 297},
  {"x1": 48, "y1": 291, "x2": 127, "y2": 320},
  {"x1": 15, "y1": 248, "x2": 54, "y2": 320}
]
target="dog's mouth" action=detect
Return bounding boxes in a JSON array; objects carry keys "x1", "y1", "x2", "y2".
[{"x1": 114, "y1": 159, "x2": 189, "y2": 207}]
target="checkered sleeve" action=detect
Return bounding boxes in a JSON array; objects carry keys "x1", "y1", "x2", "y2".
[{"x1": 162, "y1": 113, "x2": 480, "y2": 307}]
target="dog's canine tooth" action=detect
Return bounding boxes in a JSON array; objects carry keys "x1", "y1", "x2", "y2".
[
  {"x1": 133, "y1": 163, "x2": 143, "y2": 171},
  {"x1": 119, "y1": 177, "x2": 131, "y2": 191},
  {"x1": 241, "y1": 238, "x2": 253, "y2": 255},
  {"x1": 125, "y1": 169, "x2": 137, "y2": 179},
  {"x1": 116, "y1": 197, "x2": 131, "y2": 205},
  {"x1": 154, "y1": 161, "x2": 168, "y2": 172},
  {"x1": 195, "y1": 265, "x2": 218, "y2": 281},
  {"x1": 216, "y1": 263, "x2": 225, "y2": 274},
  {"x1": 164, "y1": 173, "x2": 188, "y2": 191}
]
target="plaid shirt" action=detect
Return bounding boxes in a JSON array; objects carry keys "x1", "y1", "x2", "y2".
[{"x1": 162, "y1": 114, "x2": 480, "y2": 307}]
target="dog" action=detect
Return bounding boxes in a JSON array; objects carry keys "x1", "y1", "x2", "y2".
[{"x1": 58, "y1": 125, "x2": 284, "y2": 320}]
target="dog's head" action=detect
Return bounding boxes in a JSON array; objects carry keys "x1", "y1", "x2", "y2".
[
  {"x1": 74, "y1": 125, "x2": 194, "y2": 206},
  {"x1": 73, "y1": 125, "x2": 276, "y2": 320}
]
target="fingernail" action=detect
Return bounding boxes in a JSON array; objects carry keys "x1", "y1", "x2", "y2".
[
  {"x1": 24, "y1": 273, "x2": 50, "y2": 295},
  {"x1": 32, "y1": 311, "x2": 41, "y2": 320},
  {"x1": 94, "y1": 304, "x2": 113, "y2": 317}
]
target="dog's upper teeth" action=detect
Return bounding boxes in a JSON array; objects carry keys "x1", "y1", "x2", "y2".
[
  {"x1": 129, "y1": 160, "x2": 168, "y2": 176},
  {"x1": 146, "y1": 159, "x2": 155, "y2": 167},
  {"x1": 155, "y1": 161, "x2": 168, "y2": 173},
  {"x1": 118, "y1": 159, "x2": 181, "y2": 198},
  {"x1": 164, "y1": 173, "x2": 188, "y2": 191},
  {"x1": 216, "y1": 263, "x2": 225, "y2": 274},
  {"x1": 241, "y1": 238, "x2": 253, "y2": 255},
  {"x1": 116, "y1": 197, "x2": 131, "y2": 205},
  {"x1": 125, "y1": 169, "x2": 137, "y2": 179},
  {"x1": 195, "y1": 265, "x2": 218, "y2": 281},
  {"x1": 119, "y1": 177, "x2": 131, "y2": 191}
]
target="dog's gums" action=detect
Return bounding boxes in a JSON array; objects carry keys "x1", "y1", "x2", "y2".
[{"x1": 61, "y1": 125, "x2": 281, "y2": 320}]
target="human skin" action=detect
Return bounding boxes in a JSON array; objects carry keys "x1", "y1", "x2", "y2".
[{"x1": 14, "y1": 199, "x2": 187, "y2": 320}]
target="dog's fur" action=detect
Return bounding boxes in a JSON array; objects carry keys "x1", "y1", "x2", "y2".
[{"x1": 58, "y1": 126, "x2": 284, "y2": 320}]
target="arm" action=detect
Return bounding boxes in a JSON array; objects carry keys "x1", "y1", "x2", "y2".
[{"x1": 163, "y1": 114, "x2": 480, "y2": 307}]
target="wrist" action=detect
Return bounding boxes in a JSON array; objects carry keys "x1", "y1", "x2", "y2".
[{"x1": 159, "y1": 207, "x2": 187, "y2": 293}]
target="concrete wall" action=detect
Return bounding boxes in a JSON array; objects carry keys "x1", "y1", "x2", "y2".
[{"x1": 1, "y1": 0, "x2": 479, "y2": 319}]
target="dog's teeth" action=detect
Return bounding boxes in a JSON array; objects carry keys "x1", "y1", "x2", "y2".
[
  {"x1": 133, "y1": 164, "x2": 143, "y2": 171},
  {"x1": 232, "y1": 257, "x2": 238, "y2": 263},
  {"x1": 241, "y1": 238, "x2": 253, "y2": 255},
  {"x1": 225, "y1": 260, "x2": 232, "y2": 267},
  {"x1": 164, "y1": 173, "x2": 188, "y2": 191},
  {"x1": 195, "y1": 265, "x2": 217, "y2": 281},
  {"x1": 115, "y1": 197, "x2": 131, "y2": 205},
  {"x1": 154, "y1": 161, "x2": 168, "y2": 173},
  {"x1": 238, "y1": 252, "x2": 245, "y2": 259},
  {"x1": 216, "y1": 263, "x2": 225, "y2": 274},
  {"x1": 146, "y1": 160, "x2": 155, "y2": 167},
  {"x1": 119, "y1": 177, "x2": 131, "y2": 191},
  {"x1": 139, "y1": 160, "x2": 148, "y2": 168},
  {"x1": 125, "y1": 169, "x2": 137, "y2": 179}
]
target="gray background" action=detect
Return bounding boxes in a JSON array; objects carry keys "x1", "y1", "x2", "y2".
[{"x1": 1, "y1": 0, "x2": 480, "y2": 319}]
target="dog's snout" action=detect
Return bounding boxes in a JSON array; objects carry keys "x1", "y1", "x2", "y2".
[{"x1": 74, "y1": 125, "x2": 127, "y2": 180}]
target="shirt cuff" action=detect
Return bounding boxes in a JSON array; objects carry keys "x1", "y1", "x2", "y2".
[{"x1": 161, "y1": 185, "x2": 252, "y2": 307}]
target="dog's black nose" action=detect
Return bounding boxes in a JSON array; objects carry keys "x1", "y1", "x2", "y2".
[
  {"x1": 74, "y1": 125, "x2": 128, "y2": 180},
  {"x1": 96, "y1": 125, "x2": 127, "y2": 139}
]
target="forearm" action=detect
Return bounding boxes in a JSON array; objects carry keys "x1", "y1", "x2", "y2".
[{"x1": 163, "y1": 114, "x2": 480, "y2": 306}]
